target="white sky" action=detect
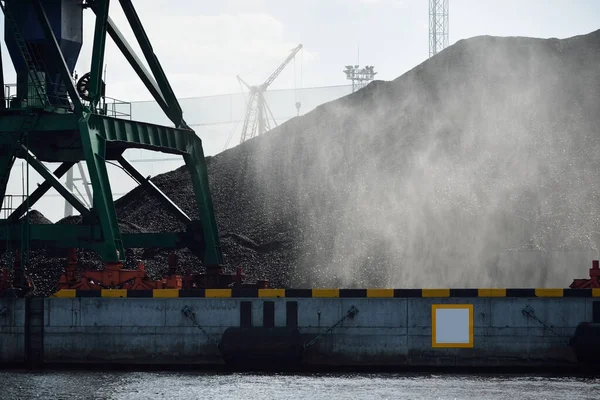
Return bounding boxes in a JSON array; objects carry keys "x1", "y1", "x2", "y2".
[{"x1": 2, "y1": 0, "x2": 599, "y2": 101}]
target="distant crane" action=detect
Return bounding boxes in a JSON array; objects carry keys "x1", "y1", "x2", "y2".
[{"x1": 237, "y1": 44, "x2": 303, "y2": 144}]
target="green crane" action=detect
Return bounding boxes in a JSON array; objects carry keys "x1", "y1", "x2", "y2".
[{"x1": 0, "y1": 0, "x2": 223, "y2": 285}]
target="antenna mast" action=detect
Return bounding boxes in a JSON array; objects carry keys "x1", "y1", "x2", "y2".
[{"x1": 429, "y1": 0, "x2": 449, "y2": 57}]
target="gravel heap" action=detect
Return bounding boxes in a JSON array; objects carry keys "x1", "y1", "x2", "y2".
[{"x1": 14, "y1": 29, "x2": 600, "y2": 292}]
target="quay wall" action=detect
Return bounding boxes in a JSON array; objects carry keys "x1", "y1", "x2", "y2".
[{"x1": 1, "y1": 289, "x2": 599, "y2": 367}]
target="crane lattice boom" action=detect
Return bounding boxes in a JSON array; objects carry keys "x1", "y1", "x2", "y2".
[{"x1": 238, "y1": 44, "x2": 303, "y2": 144}]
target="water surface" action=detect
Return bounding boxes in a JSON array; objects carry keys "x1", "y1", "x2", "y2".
[{"x1": 0, "y1": 371, "x2": 598, "y2": 399}]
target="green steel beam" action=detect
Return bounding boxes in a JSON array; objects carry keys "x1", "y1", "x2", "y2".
[
  {"x1": 0, "y1": 132, "x2": 20, "y2": 203},
  {"x1": 32, "y1": 0, "x2": 83, "y2": 114},
  {"x1": 0, "y1": 224, "x2": 185, "y2": 251},
  {"x1": 1, "y1": 114, "x2": 223, "y2": 264},
  {"x1": 0, "y1": 154, "x2": 15, "y2": 202},
  {"x1": 101, "y1": 16, "x2": 169, "y2": 117},
  {"x1": 77, "y1": 162, "x2": 94, "y2": 207},
  {"x1": 0, "y1": 113, "x2": 79, "y2": 133},
  {"x1": 121, "y1": 232, "x2": 184, "y2": 249},
  {"x1": 20, "y1": 145, "x2": 91, "y2": 219},
  {"x1": 79, "y1": 114, "x2": 124, "y2": 261},
  {"x1": 184, "y1": 151, "x2": 222, "y2": 266},
  {"x1": 0, "y1": 40, "x2": 5, "y2": 110},
  {"x1": 90, "y1": 114, "x2": 223, "y2": 265},
  {"x1": 7, "y1": 161, "x2": 75, "y2": 222},
  {"x1": 89, "y1": 0, "x2": 110, "y2": 109},
  {"x1": 117, "y1": 155, "x2": 191, "y2": 224},
  {"x1": 118, "y1": 0, "x2": 184, "y2": 128},
  {"x1": 0, "y1": 224, "x2": 102, "y2": 251},
  {"x1": 93, "y1": 114, "x2": 192, "y2": 153}
]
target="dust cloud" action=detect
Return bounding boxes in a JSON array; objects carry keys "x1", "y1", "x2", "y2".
[{"x1": 247, "y1": 31, "x2": 600, "y2": 288}]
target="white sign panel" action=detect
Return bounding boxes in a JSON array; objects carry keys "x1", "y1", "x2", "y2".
[{"x1": 432, "y1": 304, "x2": 474, "y2": 348}]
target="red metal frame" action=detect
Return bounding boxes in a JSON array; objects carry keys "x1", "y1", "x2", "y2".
[
  {"x1": 570, "y1": 260, "x2": 600, "y2": 289},
  {"x1": 56, "y1": 248, "x2": 267, "y2": 290},
  {"x1": 57, "y1": 248, "x2": 181, "y2": 290}
]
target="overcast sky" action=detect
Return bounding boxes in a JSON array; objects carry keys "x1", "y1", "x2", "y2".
[{"x1": 2, "y1": 0, "x2": 599, "y2": 102}]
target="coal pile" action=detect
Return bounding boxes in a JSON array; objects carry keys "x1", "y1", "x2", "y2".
[
  {"x1": 2, "y1": 211, "x2": 61, "y2": 296},
  {"x1": 112, "y1": 163, "x2": 295, "y2": 288},
  {"x1": 22, "y1": 210, "x2": 52, "y2": 225},
  {"x1": 21, "y1": 29, "x2": 600, "y2": 291},
  {"x1": 11, "y1": 214, "x2": 150, "y2": 295}
]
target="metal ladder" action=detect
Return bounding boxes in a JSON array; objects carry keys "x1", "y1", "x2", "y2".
[{"x1": 0, "y1": 0, "x2": 50, "y2": 108}]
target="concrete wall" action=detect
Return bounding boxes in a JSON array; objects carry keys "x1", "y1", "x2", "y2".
[
  {"x1": 0, "y1": 298, "x2": 25, "y2": 364},
  {"x1": 0, "y1": 297, "x2": 596, "y2": 367}
]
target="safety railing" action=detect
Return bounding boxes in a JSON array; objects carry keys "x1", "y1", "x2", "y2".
[
  {"x1": 2, "y1": 83, "x2": 132, "y2": 120},
  {"x1": 99, "y1": 96, "x2": 132, "y2": 120},
  {"x1": 1, "y1": 195, "x2": 26, "y2": 220},
  {"x1": 2, "y1": 82, "x2": 72, "y2": 111}
]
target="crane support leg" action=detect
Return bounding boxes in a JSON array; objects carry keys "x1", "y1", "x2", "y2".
[
  {"x1": 90, "y1": 114, "x2": 223, "y2": 266},
  {"x1": 79, "y1": 116, "x2": 124, "y2": 262},
  {"x1": 184, "y1": 150, "x2": 222, "y2": 266},
  {"x1": 89, "y1": 0, "x2": 110, "y2": 109}
]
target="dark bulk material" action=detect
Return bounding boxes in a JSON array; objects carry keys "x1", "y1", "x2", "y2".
[{"x1": 19, "y1": 30, "x2": 600, "y2": 294}]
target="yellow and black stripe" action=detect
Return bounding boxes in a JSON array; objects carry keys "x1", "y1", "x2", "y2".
[{"x1": 51, "y1": 288, "x2": 600, "y2": 298}]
